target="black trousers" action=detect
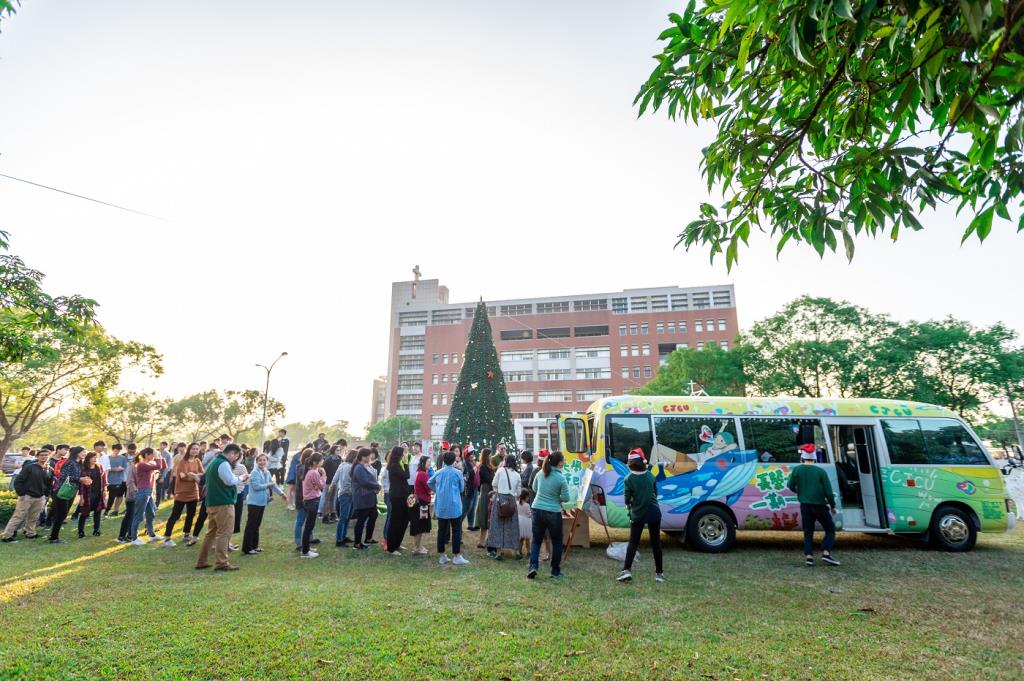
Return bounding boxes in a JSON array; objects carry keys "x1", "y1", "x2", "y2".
[
  {"x1": 353, "y1": 507, "x2": 378, "y2": 545},
  {"x1": 242, "y1": 505, "x2": 265, "y2": 553},
  {"x1": 233, "y1": 495, "x2": 245, "y2": 534},
  {"x1": 105, "y1": 483, "x2": 126, "y2": 511},
  {"x1": 48, "y1": 497, "x2": 72, "y2": 540},
  {"x1": 301, "y1": 499, "x2": 319, "y2": 554},
  {"x1": 624, "y1": 505, "x2": 664, "y2": 573},
  {"x1": 78, "y1": 508, "x2": 102, "y2": 536},
  {"x1": 164, "y1": 499, "x2": 197, "y2": 538},
  {"x1": 385, "y1": 497, "x2": 410, "y2": 551},
  {"x1": 118, "y1": 499, "x2": 136, "y2": 539},
  {"x1": 193, "y1": 501, "x2": 208, "y2": 537}
]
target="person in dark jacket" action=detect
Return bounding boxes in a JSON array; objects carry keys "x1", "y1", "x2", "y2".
[
  {"x1": 350, "y1": 447, "x2": 381, "y2": 549},
  {"x1": 49, "y1": 446, "x2": 84, "y2": 543},
  {"x1": 2, "y1": 449, "x2": 53, "y2": 542},
  {"x1": 77, "y1": 452, "x2": 107, "y2": 538},
  {"x1": 384, "y1": 447, "x2": 411, "y2": 555}
]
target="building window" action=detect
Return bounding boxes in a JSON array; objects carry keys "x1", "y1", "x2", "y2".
[
  {"x1": 397, "y1": 376, "x2": 423, "y2": 390},
  {"x1": 396, "y1": 396, "x2": 422, "y2": 411},
  {"x1": 431, "y1": 415, "x2": 448, "y2": 427},
  {"x1": 667, "y1": 322, "x2": 675, "y2": 334},
  {"x1": 619, "y1": 346, "x2": 627, "y2": 357},
  {"x1": 400, "y1": 335, "x2": 425, "y2": 351},
  {"x1": 450, "y1": 373, "x2": 458, "y2": 383},
  {"x1": 431, "y1": 394, "x2": 439, "y2": 406},
  {"x1": 537, "y1": 349, "x2": 571, "y2": 360},
  {"x1": 431, "y1": 309, "x2": 463, "y2": 325},
  {"x1": 630, "y1": 297, "x2": 648, "y2": 312},
  {"x1": 573, "y1": 299, "x2": 608, "y2": 311},
  {"x1": 500, "y1": 303, "x2": 533, "y2": 316},
  {"x1": 538, "y1": 369, "x2": 572, "y2": 381},
  {"x1": 632, "y1": 367, "x2": 641, "y2": 378},
  {"x1": 506, "y1": 371, "x2": 534, "y2": 382},
  {"x1": 644, "y1": 366, "x2": 652, "y2": 379},
  {"x1": 631, "y1": 345, "x2": 639, "y2": 356},
  {"x1": 441, "y1": 394, "x2": 448, "y2": 406},
  {"x1": 432, "y1": 354, "x2": 439, "y2": 364},
  {"x1": 640, "y1": 323, "x2": 649, "y2": 336},
  {"x1": 537, "y1": 301, "x2": 570, "y2": 314},
  {"x1": 537, "y1": 390, "x2": 573, "y2": 402},
  {"x1": 538, "y1": 327, "x2": 571, "y2": 339},
  {"x1": 577, "y1": 368, "x2": 611, "y2": 380},
  {"x1": 508, "y1": 392, "x2": 534, "y2": 403},
  {"x1": 441, "y1": 374, "x2": 448, "y2": 383},
  {"x1": 575, "y1": 346, "x2": 610, "y2": 358},
  {"x1": 432, "y1": 374, "x2": 439, "y2": 385},
  {"x1": 500, "y1": 350, "x2": 535, "y2": 362},
  {"x1": 576, "y1": 389, "x2": 612, "y2": 401},
  {"x1": 656, "y1": 323, "x2": 664, "y2": 334},
  {"x1": 642, "y1": 344, "x2": 650, "y2": 356},
  {"x1": 713, "y1": 291, "x2": 732, "y2": 307},
  {"x1": 678, "y1": 321, "x2": 687, "y2": 333},
  {"x1": 398, "y1": 357, "x2": 424, "y2": 370},
  {"x1": 398, "y1": 311, "x2": 428, "y2": 327},
  {"x1": 574, "y1": 325, "x2": 609, "y2": 337},
  {"x1": 651, "y1": 296, "x2": 669, "y2": 311},
  {"x1": 718, "y1": 319, "x2": 727, "y2": 331},
  {"x1": 697, "y1": 342, "x2": 705, "y2": 349},
  {"x1": 621, "y1": 367, "x2": 630, "y2": 378},
  {"x1": 451, "y1": 352, "x2": 459, "y2": 364},
  {"x1": 695, "y1": 321, "x2": 704, "y2": 333},
  {"x1": 678, "y1": 342, "x2": 689, "y2": 349},
  {"x1": 630, "y1": 324, "x2": 638, "y2": 336},
  {"x1": 500, "y1": 329, "x2": 533, "y2": 341},
  {"x1": 618, "y1": 324, "x2": 627, "y2": 336},
  {"x1": 612, "y1": 298, "x2": 628, "y2": 314},
  {"x1": 720, "y1": 341, "x2": 729, "y2": 349},
  {"x1": 442, "y1": 353, "x2": 449, "y2": 364}
]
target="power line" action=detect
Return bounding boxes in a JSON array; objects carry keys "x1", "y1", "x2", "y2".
[{"x1": 0, "y1": 171, "x2": 163, "y2": 220}]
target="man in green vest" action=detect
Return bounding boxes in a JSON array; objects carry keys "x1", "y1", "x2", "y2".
[{"x1": 196, "y1": 444, "x2": 249, "y2": 571}]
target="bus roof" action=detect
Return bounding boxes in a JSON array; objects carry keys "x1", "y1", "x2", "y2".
[{"x1": 583, "y1": 395, "x2": 958, "y2": 419}]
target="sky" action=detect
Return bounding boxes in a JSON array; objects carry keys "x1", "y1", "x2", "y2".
[{"x1": 2, "y1": 1, "x2": 1022, "y2": 432}]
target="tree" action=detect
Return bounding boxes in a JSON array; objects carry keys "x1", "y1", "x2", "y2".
[
  {"x1": 366, "y1": 416, "x2": 421, "y2": 449},
  {"x1": 165, "y1": 391, "x2": 223, "y2": 444},
  {"x1": 443, "y1": 302, "x2": 517, "y2": 451},
  {"x1": 1, "y1": 234, "x2": 97, "y2": 363},
  {"x1": 0, "y1": 326, "x2": 162, "y2": 455},
  {"x1": 638, "y1": 1, "x2": 1024, "y2": 267},
  {"x1": 222, "y1": 390, "x2": 285, "y2": 441},
  {"x1": 740, "y1": 296, "x2": 910, "y2": 397},
  {"x1": 73, "y1": 391, "x2": 172, "y2": 445},
  {"x1": 635, "y1": 343, "x2": 748, "y2": 396}
]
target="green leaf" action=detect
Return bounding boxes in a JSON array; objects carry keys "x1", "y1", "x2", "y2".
[
  {"x1": 963, "y1": 205, "x2": 994, "y2": 243},
  {"x1": 833, "y1": 0, "x2": 854, "y2": 21},
  {"x1": 788, "y1": 16, "x2": 812, "y2": 65}
]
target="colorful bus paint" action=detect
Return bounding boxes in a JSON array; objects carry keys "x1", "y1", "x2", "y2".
[{"x1": 558, "y1": 395, "x2": 1016, "y2": 550}]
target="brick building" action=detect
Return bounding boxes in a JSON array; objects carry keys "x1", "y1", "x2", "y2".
[{"x1": 382, "y1": 273, "x2": 738, "y2": 451}]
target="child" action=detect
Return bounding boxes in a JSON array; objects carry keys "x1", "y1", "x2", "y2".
[
  {"x1": 617, "y1": 448, "x2": 665, "y2": 583},
  {"x1": 516, "y1": 489, "x2": 532, "y2": 560}
]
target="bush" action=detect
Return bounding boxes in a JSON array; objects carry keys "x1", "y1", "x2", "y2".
[{"x1": 0, "y1": 490, "x2": 17, "y2": 527}]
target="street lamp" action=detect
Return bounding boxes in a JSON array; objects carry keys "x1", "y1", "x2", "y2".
[{"x1": 256, "y1": 352, "x2": 288, "y2": 451}]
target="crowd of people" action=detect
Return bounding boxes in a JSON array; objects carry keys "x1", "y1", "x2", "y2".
[{"x1": 4, "y1": 430, "x2": 673, "y2": 580}]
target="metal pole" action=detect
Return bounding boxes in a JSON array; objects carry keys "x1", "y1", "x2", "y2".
[{"x1": 256, "y1": 352, "x2": 287, "y2": 452}]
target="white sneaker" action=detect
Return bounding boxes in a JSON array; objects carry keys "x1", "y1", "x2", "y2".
[
  {"x1": 150, "y1": 535, "x2": 165, "y2": 542},
  {"x1": 616, "y1": 569, "x2": 633, "y2": 583},
  {"x1": 131, "y1": 539, "x2": 147, "y2": 547},
  {"x1": 453, "y1": 554, "x2": 470, "y2": 566},
  {"x1": 438, "y1": 554, "x2": 450, "y2": 565},
  {"x1": 300, "y1": 551, "x2": 319, "y2": 559},
  {"x1": 162, "y1": 539, "x2": 176, "y2": 547},
  {"x1": 655, "y1": 573, "x2": 666, "y2": 583}
]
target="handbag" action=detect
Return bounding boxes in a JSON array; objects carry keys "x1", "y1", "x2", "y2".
[
  {"x1": 497, "y1": 470, "x2": 516, "y2": 519},
  {"x1": 406, "y1": 493, "x2": 417, "y2": 508},
  {"x1": 56, "y1": 477, "x2": 78, "y2": 501}
]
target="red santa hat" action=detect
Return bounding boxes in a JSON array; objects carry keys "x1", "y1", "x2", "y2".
[
  {"x1": 798, "y1": 443, "x2": 817, "y2": 459},
  {"x1": 537, "y1": 449, "x2": 550, "y2": 459},
  {"x1": 441, "y1": 441, "x2": 451, "y2": 451},
  {"x1": 465, "y1": 442, "x2": 475, "y2": 453},
  {"x1": 627, "y1": 448, "x2": 645, "y2": 463}
]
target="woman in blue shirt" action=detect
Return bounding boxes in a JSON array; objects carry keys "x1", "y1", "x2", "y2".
[{"x1": 242, "y1": 453, "x2": 286, "y2": 555}]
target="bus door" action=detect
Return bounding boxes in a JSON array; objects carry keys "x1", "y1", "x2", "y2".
[
  {"x1": 827, "y1": 421, "x2": 885, "y2": 528},
  {"x1": 557, "y1": 414, "x2": 591, "y2": 460}
]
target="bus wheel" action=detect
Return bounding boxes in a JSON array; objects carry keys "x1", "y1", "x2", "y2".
[
  {"x1": 930, "y1": 506, "x2": 977, "y2": 552},
  {"x1": 686, "y1": 506, "x2": 735, "y2": 553}
]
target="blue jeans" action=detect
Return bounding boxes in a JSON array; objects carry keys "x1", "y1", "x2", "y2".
[
  {"x1": 129, "y1": 490, "x2": 157, "y2": 540},
  {"x1": 335, "y1": 494, "x2": 353, "y2": 542},
  {"x1": 529, "y1": 509, "x2": 563, "y2": 575},
  {"x1": 436, "y1": 517, "x2": 462, "y2": 555},
  {"x1": 800, "y1": 503, "x2": 836, "y2": 555},
  {"x1": 462, "y1": 490, "x2": 479, "y2": 527},
  {"x1": 294, "y1": 505, "x2": 306, "y2": 546}
]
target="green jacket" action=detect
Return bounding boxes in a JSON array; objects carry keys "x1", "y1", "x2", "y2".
[
  {"x1": 623, "y1": 471, "x2": 657, "y2": 522},
  {"x1": 786, "y1": 464, "x2": 836, "y2": 507}
]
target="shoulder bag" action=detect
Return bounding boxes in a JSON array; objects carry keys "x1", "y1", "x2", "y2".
[{"x1": 497, "y1": 470, "x2": 516, "y2": 519}]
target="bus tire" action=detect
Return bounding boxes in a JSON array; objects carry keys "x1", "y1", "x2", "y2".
[
  {"x1": 929, "y1": 505, "x2": 977, "y2": 552},
  {"x1": 686, "y1": 505, "x2": 736, "y2": 553}
]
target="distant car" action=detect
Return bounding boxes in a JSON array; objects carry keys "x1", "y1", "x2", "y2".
[{"x1": 2, "y1": 453, "x2": 24, "y2": 475}]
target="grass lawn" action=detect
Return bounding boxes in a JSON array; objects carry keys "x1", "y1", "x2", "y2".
[{"x1": 0, "y1": 499, "x2": 1021, "y2": 681}]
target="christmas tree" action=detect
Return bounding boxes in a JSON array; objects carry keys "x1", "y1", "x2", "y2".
[{"x1": 443, "y1": 301, "x2": 517, "y2": 452}]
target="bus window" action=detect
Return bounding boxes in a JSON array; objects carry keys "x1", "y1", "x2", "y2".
[
  {"x1": 564, "y1": 418, "x2": 586, "y2": 454},
  {"x1": 882, "y1": 418, "x2": 988, "y2": 465},
  {"x1": 652, "y1": 417, "x2": 738, "y2": 471},
  {"x1": 607, "y1": 415, "x2": 653, "y2": 465},
  {"x1": 548, "y1": 420, "x2": 559, "y2": 452},
  {"x1": 740, "y1": 418, "x2": 826, "y2": 463}
]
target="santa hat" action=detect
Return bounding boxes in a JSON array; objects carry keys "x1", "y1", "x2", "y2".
[
  {"x1": 441, "y1": 441, "x2": 451, "y2": 451},
  {"x1": 627, "y1": 448, "x2": 645, "y2": 464},
  {"x1": 798, "y1": 443, "x2": 817, "y2": 460},
  {"x1": 537, "y1": 449, "x2": 550, "y2": 459},
  {"x1": 465, "y1": 442, "x2": 475, "y2": 453}
]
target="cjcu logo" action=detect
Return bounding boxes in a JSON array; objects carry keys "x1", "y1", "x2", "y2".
[{"x1": 956, "y1": 481, "x2": 976, "y2": 496}]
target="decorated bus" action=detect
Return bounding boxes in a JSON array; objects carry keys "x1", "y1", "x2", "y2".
[{"x1": 550, "y1": 396, "x2": 1017, "y2": 553}]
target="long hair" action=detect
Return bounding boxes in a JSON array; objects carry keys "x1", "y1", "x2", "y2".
[
  {"x1": 542, "y1": 451, "x2": 564, "y2": 477},
  {"x1": 185, "y1": 443, "x2": 200, "y2": 461},
  {"x1": 302, "y1": 453, "x2": 323, "y2": 482},
  {"x1": 386, "y1": 446, "x2": 404, "y2": 473},
  {"x1": 418, "y1": 455, "x2": 430, "y2": 473},
  {"x1": 350, "y1": 447, "x2": 371, "y2": 478},
  {"x1": 479, "y1": 448, "x2": 493, "y2": 471}
]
